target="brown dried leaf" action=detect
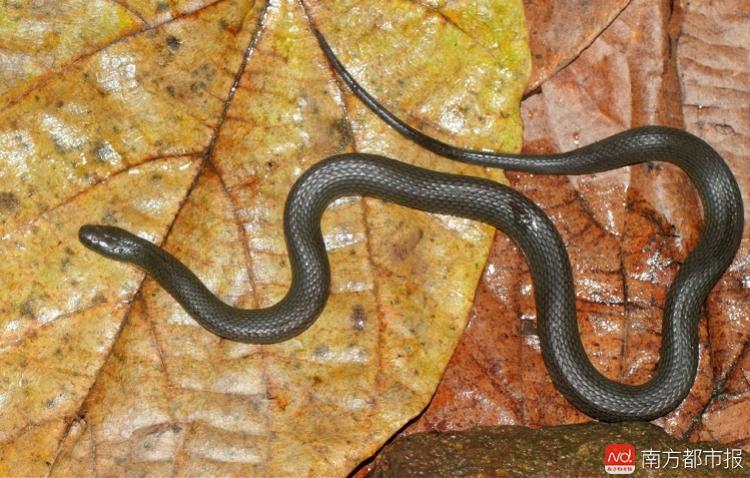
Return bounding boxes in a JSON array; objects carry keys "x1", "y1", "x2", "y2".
[
  {"x1": 0, "y1": 0, "x2": 530, "y2": 476},
  {"x1": 523, "y1": 0, "x2": 631, "y2": 91},
  {"x1": 409, "y1": 0, "x2": 731, "y2": 437},
  {"x1": 677, "y1": 0, "x2": 750, "y2": 451}
]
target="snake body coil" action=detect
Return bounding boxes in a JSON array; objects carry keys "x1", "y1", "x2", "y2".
[{"x1": 79, "y1": 34, "x2": 743, "y2": 422}]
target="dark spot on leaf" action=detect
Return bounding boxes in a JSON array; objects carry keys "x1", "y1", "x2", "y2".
[
  {"x1": 166, "y1": 35, "x2": 181, "y2": 53},
  {"x1": 314, "y1": 345, "x2": 329, "y2": 358},
  {"x1": 166, "y1": 85, "x2": 176, "y2": 97},
  {"x1": 193, "y1": 63, "x2": 215, "y2": 80},
  {"x1": 519, "y1": 318, "x2": 537, "y2": 336},
  {"x1": 190, "y1": 81, "x2": 206, "y2": 93},
  {"x1": 219, "y1": 19, "x2": 229, "y2": 30},
  {"x1": 56, "y1": 100, "x2": 64, "y2": 108},
  {"x1": 331, "y1": 118, "x2": 353, "y2": 152},
  {"x1": 351, "y1": 305, "x2": 366, "y2": 331},
  {"x1": 0, "y1": 191, "x2": 20, "y2": 212},
  {"x1": 155, "y1": 1, "x2": 169, "y2": 12},
  {"x1": 20, "y1": 300, "x2": 34, "y2": 318},
  {"x1": 392, "y1": 228, "x2": 424, "y2": 261}
]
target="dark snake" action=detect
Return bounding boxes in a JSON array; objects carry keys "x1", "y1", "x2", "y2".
[{"x1": 78, "y1": 30, "x2": 744, "y2": 422}]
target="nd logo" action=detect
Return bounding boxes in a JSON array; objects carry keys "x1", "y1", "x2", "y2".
[{"x1": 605, "y1": 444, "x2": 636, "y2": 475}]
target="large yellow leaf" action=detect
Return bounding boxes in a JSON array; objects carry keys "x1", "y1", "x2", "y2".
[{"x1": 0, "y1": 0, "x2": 529, "y2": 475}]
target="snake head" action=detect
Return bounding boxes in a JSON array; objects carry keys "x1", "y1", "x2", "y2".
[{"x1": 79, "y1": 225, "x2": 143, "y2": 262}]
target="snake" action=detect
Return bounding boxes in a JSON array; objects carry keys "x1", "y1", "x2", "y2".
[{"x1": 78, "y1": 30, "x2": 743, "y2": 422}]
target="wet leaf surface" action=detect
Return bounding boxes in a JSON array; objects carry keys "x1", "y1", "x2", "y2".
[
  {"x1": 0, "y1": 0, "x2": 226, "y2": 111},
  {"x1": 2, "y1": 0, "x2": 748, "y2": 476},
  {"x1": 678, "y1": 0, "x2": 750, "y2": 451},
  {"x1": 404, "y1": 0, "x2": 750, "y2": 459},
  {"x1": 0, "y1": 0, "x2": 528, "y2": 475}
]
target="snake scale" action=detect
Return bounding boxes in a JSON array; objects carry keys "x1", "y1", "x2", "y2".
[{"x1": 78, "y1": 29, "x2": 743, "y2": 422}]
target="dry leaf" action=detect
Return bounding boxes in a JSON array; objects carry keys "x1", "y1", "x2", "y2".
[
  {"x1": 523, "y1": 0, "x2": 630, "y2": 91},
  {"x1": 0, "y1": 0, "x2": 530, "y2": 476},
  {"x1": 677, "y1": 0, "x2": 750, "y2": 450},
  {"x1": 0, "y1": 0, "x2": 139, "y2": 110},
  {"x1": 406, "y1": 0, "x2": 750, "y2": 456}
]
